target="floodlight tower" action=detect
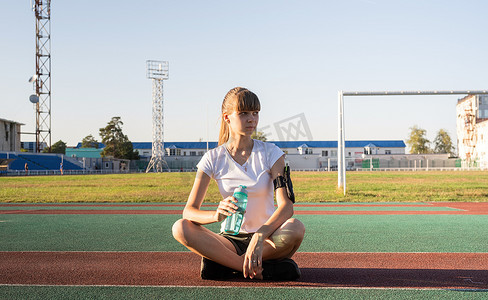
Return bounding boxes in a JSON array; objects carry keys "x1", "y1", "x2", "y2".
[
  {"x1": 146, "y1": 60, "x2": 169, "y2": 173},
  {"x1": 33, "y1": 0, "x2": 52, "y2": 153}
]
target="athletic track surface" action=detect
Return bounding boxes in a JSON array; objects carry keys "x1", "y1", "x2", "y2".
[
  {"x1": 1, "y1": 202, "x2": 488, "y2": 215},
  {"x1": 1, "y1": 202, "x2": 487, "y2": 291}
]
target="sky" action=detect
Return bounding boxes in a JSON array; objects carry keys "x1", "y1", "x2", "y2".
[{"x1": 2, "y1": 0, "x2": 488, "y2": 150}]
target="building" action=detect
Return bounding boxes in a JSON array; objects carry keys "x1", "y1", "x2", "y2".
[
  {"x1": 457, "y1": 94, "x2": 488, "y2": 169},
  {"x1": 271, "y1": 140, "x2": 406, "y2": 170},
  {"x1": 66, "y1": 140, "x2": 406, "y2": 171},
  {"x1": 66, "y1": 147, "x2": 103, "y2": 158},
  {"x1": 132, "y1": 142, "x2": 217, "y2": 158},
  {"x1": 0, "y1": 118, "x2": 23, "y2": 152},
  {"x1": 132, "y1": 140, "x2": 406, "y2": 170},
  {"x1": 21, "y1": 141, "x2": 48, "y2": 153},
  {"x1": 65, "y1": 147, "x2": 130, "y2": 172}
]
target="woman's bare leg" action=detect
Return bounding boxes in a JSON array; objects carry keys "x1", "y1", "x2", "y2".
[
  {"x1": 173, "y1": 217, "x2": 305, "y2": 277},
  {"x1": 262, "y1": 218, "x2": 305, "y2": 260},
  {"x1": 172, "y1": 219, "x2": 245, "y2": 271}
]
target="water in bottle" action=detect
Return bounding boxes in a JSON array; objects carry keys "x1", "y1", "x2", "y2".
[{"x1": 223, "y1": 185, "x2": 248, "y2": 235}]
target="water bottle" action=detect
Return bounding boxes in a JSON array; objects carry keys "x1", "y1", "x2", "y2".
[{"x1": 223, "y1": 185, "x2": 248, "y2": 235}]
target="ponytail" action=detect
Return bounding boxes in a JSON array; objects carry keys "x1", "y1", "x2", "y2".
[
  {"x1": 218, "y1": 87, "x2": 261, "y2": 146},
  {"x1": 218, "y1": 115, "x2": 230, "y2": 146}
]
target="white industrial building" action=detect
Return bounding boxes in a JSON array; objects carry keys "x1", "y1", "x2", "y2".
[
  {"x1": 132, "y1": 140, "x2": 406, "y2": 170},
  {"x1": 0, "y1": 118, "x2": 23, "y2": 152},
  {"x1": 457, "y1": 94, "x2": 488, "y2": 169}
]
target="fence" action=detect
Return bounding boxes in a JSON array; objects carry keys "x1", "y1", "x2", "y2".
[
  {"x1": 2, "y1": 168, "x2": 199, "y2": 177},
  {"x1": 2, "y1": 158, "x2": 486, "y2": 176},
  {"x1": 319, "y1": 157, "x2": 485, "y2": 171}
]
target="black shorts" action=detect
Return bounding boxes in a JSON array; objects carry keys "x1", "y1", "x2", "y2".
[{"x1": 220, "y1": 233, "x2": 254, "y2": 256}]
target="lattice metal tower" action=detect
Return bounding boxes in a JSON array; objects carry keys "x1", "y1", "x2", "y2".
[
  {"x1": 34, "y1": 0, "x2": 52, "y2": 152},
  {"x1": 146, "y1": 60, "x2": 169, "y2": 173}
]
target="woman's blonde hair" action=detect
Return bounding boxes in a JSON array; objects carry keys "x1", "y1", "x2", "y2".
[{"x1": 218, "y1": 87, "x2": 261, "y2": 145}]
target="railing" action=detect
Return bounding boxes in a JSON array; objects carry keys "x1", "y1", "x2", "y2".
[
  {"x1": 1, "y1": 168, "x2": 200, "y2": 176},
  {"x1": 355, "y1": 167, "x2": 483, "y2": 172},
  {"x1": 3, "y1": 169, "x2": 130, "y2": 176},
  {"x1": 2, "y1": 167, "x2": 486, "y2": 176}
]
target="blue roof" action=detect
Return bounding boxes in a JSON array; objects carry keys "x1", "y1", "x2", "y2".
[
  {"x1": 77, "y1": 140, "x2": 405, "y2": 150},
  {"x1": 345, "y1": 140, "x2": 406, "y2": 148},
  {"x1": 269, "y1": 140, "x2": 405, "y2": 148},
  {"x1": 162, "y1": 140, "x2": 405, "y2": 149},
  {"x1": 75, "y1": 142, "x2": 105, "y2": 149},
  {"x1": 364, "y1": 143, "x2": 377, "y2": 148},
  {"x1": 132, "y1": 142, "x2": 219, "y2": 150}
]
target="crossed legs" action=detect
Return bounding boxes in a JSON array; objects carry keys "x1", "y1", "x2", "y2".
[{"x1": 172, "y1": 218, "x2": 305, "y2": 273}]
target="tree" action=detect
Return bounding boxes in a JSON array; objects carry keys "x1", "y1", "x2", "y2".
[
  {"x1": 406, "y1": 125, "x2": 431, "y2": 154},
  {"x1": 81, "y1": 134, "x2": 99, "y2": 148},
  {"x1": 43, "y1": 140, "x2": 67, "y2": 154},
  {"x1": 433, "y1": 129, "x2": 455, "y2": 155},
  {"x1": 119, "y1": 140, "x2": 140, "y2": 160},
  {"x1": 99, "y1": 117, "x2": 139, "y2": 160},
  {"x1": 251, "y1": 130, "x2": 267, "y2": 142}
]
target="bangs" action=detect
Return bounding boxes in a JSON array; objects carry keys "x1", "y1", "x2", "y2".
[{"x1": 234, "y1": 89, "x2": 261, "y2": 112}]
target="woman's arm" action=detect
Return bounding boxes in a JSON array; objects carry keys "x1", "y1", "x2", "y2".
[
  {"x1": 182, "y1": 169, "x2": 238, "y2": 225},
  {"x1": 243, "y1": 155, "x2": 294, "y2": 278},
  {"x1": 254, "y1": 155, "x2": 294, "y2": 239}
]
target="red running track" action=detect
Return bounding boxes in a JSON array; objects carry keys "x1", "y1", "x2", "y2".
[{"x1": 0, "y1": 252, "x2": 487, "y2": 289}]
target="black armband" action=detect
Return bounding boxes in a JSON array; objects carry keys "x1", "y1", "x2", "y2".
[{"x1": 273, "y1": 165, "x2": 295, "y2": 203}]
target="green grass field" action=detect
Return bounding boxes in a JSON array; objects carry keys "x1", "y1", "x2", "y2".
[{"x1": 1, "y1": 171, "x2": 488, "y2": 203}]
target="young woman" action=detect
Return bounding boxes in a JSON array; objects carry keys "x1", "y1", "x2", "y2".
[{"x1": 172, "y1": 87, "x2": 305, "y2": 280}]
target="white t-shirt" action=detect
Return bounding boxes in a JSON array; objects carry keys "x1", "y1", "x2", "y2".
[{"x1": 197, "y1": 139, "x2": 284, "y2": 233}]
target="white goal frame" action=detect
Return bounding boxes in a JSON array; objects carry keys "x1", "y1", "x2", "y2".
[{"x1": 337, "y1": 90, "x2": 488, "y2": 195}]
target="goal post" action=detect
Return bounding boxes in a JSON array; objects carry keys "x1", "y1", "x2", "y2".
[{"x1": 337, "y1": 90, "x2": 488, "y2": 195}]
